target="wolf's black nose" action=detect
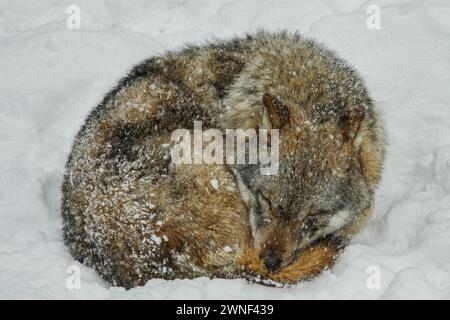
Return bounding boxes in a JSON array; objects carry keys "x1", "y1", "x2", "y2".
[{"x1": 262, "y1": 251, "x2": 281, "y2": 272}]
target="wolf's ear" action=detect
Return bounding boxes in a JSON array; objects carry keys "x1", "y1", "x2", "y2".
[
  {"x1": 263, "y1": 93, "x2": 290, "y2": 129},
  {"x1": 340, "y1": 106, "x2": 365, "y2": 142}
]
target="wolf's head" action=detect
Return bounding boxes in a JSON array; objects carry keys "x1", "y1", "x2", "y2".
[
  {"x1": 220, "y1": 33, "x2": 384, "y2": 273},
  {"x1": 228, "y1": 92, "x2": 378, "y2": 272}
]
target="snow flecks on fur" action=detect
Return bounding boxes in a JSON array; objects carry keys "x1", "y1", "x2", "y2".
[
  {"x1": 62, "y1": 31, "x2": 384, "y2": 289},
  {"x1": 210, "y1": 178, "x2": 219, "y2": 190}
]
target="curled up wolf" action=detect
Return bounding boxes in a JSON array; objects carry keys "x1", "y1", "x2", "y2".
[{"x1": 61, "y1": 31, "x2": 385, "y2": 289}]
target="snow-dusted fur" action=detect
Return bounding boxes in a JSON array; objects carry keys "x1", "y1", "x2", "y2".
[{"x1": 61, "y1": 31, "x2": 384, "y2": 288}]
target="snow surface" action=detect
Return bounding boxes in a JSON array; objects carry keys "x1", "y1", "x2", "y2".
[{"x1": 1, "y1": 0, "x2": 450, "y2": 299}]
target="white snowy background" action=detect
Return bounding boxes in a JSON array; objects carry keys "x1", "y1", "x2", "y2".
[{"x1": 1, "y1": 0, "x2": 449, "y2": 299}]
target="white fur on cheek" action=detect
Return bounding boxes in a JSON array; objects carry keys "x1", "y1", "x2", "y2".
[
  {"x1": 326, "y1": 210, "x2": 351, "y2": 234},
  {"x1": 300, "y1": 210, "x2": 351, "y2": 248}
]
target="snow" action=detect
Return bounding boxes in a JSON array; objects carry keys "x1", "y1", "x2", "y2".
[
  {"x1": 210, "y1": 179, "x2": 219, "y2": 190},
  {"x1": 151, "y1": 235, "x2": 162, "y2": 246},
  {"x1": 1, "y1": 0, "x2": 450, "y2": 299},
  {"x1": 223, "y1": 246, "x2": 233, "y2": 253}
]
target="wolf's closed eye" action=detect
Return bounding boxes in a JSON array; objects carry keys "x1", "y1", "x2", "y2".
[
  {"x1": 255, "y1": 191, "x2": 273, "y2": 221},
  {"x1": 300, "y1": 211, "x2": 333, "y2": 237}
]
